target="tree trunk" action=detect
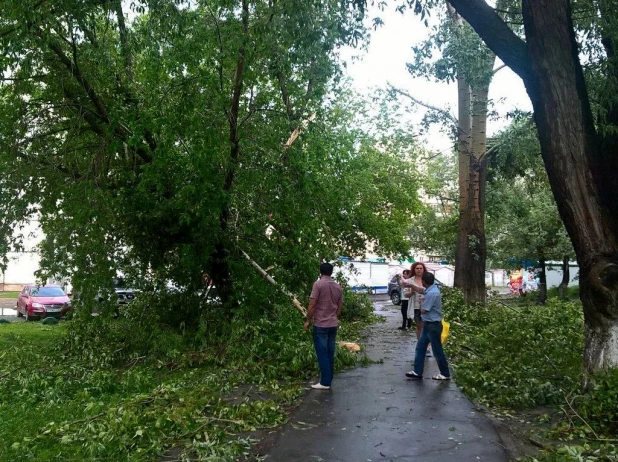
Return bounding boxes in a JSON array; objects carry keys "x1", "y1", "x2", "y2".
[
  {"x1": 454, "y1": 82, "x2": 490, "y2": 303},
  {"x1": 448, "y1": 0, "x2": 618, "y2": 377},
  {"x1": 210, "y1": 0, "x2": 249, "y2": 310},
  {"x1": 557, "y1": 255, "x2": 570, "y2": 298},
  {"x1": 522, "y1": 1, "x2": 618, "y2": 375},
  {"x1": 536, "y1": 256, "x2": 547, "y2": 304}
]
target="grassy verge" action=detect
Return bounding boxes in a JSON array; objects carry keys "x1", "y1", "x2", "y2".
[
  {"x1": 0, "y1": 292, "x2": 375, "y2": 461},
  {"x1": 0, "y1": 291, "x2": 19, "y2": 299},
  {"x1": 441, "y1": 287, "x2": 618, "y2": 461}
]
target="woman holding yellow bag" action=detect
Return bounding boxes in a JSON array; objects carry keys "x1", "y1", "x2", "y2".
[{"x1": 404, "y1": 272, "x2": 451, "y2": 381}]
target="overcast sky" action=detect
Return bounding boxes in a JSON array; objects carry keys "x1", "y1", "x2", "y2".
[{"x1": 341, "y1": 5, "x2": 532, "y2": 154}]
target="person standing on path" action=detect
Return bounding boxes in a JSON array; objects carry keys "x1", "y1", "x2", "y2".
[
  {"x1": 398, "y1": 263, "x2": 432, "y2": 356},
  {"x1": 408, "y1": 262, "x2": 427, "y2": 340},
  {"x1": 405, "y1": 272, "x2": 451, "y2": 380},
  {"x1": 397, "y1": 269, "x2": 412, "y2": 331},
  {"x1": 304, "y1": 262, "x2": 343, "y2": 390}
]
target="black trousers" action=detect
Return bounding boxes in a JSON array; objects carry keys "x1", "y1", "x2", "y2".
[{"x1": 400, "y1": 299, "x2": 409, "y2": 327}]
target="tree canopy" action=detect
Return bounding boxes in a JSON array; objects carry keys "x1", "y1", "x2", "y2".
[{"x1": 0, "y1": 0, "x2": 420, "y2": 315}]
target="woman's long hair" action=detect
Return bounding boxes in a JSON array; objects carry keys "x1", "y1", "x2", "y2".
[{"x1": 410, "y1": 262, "x2": 427, "y2": 278}]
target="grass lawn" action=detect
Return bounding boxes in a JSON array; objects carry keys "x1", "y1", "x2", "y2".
[
  {"x1": 0, "y1": 293, "x2": 371, "y2": 461},
  {"x1": 0, "y1": 291, "x2": 19, "y2": 299},
  {"x1": 0, "y1": 319, "x2": 314, "y2": 461}
]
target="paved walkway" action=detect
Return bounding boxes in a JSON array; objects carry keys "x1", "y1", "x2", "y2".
[
  {"x1": 262, "y1": 298, "x2": 508, "y2": 462},
  {"x1": 0, "y1": 298, "x2": 18, "y2": 320}
]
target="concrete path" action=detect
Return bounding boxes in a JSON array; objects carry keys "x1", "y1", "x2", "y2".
[
  {"x1": 0, "y1": 298, "x2": 19, "y2": 321},
  {"x1": 262, "y1": 298, "x2": 508, "y2": 462}
]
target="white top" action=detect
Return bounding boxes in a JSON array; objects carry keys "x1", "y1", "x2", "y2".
[
  {"x1": 408, "y1": 278, "x2": 424, "y2": 310},
  {"x1": 401, "y1": 277, "x2": 412, "y2": 301}
]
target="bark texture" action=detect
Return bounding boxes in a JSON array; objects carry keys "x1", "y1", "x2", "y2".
[
  {"x1": 450, "y1": 7, "x2": 493, "y2": 303},
  {"x1": 448, "y1": 0, "x2": 618, "y2": 375},
  {"x1": 453, "y1": 84, "x2": 489, "y2": 303}
]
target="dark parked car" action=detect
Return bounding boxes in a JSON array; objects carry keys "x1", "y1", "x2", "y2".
[
  {"x1": 16, "y1": 284, "x2": 72, "y2": 321},
  {"x1": 388, "y1": 274, "x2": 444, "y2": 305},
  {"x1": 112, "y1": 278, "x2": 136, "y2": 305},
  {"x1": 92, "y1": 278, "x2": 136, "y2": 309},
  {"x1": 388, "y1": 276, "x2": 403, "y2": 305}
]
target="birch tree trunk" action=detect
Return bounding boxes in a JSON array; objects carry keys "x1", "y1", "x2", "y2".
[
  {"x1": 448, "y1": 1, "x2": 496, "y2": 303},
  {"x1": 454, "y1": 82, "x2": 491, "y2": 302}
]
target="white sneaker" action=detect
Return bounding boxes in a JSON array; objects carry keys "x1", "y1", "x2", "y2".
[{"x1": 311, "y1": 383, "x2": 331, "y2": 390}]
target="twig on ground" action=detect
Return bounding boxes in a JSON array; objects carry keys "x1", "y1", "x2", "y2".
[
  {"x1": 564, "y1": 394, "x2": 600, "y2": 440},
  {"x1": 529, "y1": 437, "x2": 548, "y2": 449},
  {"x1": 126, "y1": 355, "x2": 146, "y2": 369}
]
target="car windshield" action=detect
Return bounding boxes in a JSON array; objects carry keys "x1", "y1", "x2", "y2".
[{"x1": 30, "y1": 287, "x2": 66, "y2": 297}]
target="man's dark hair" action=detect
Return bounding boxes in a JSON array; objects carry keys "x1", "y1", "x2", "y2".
[
  {"x1": 320, "y1": 262, "x2": 334, "y2": 276},
  {"x1": 422, "y1": 272, "x2": 435, "y2": 286}
]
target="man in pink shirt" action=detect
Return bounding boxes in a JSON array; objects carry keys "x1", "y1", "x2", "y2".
[{"x1": 304, "y1": 262, "x2": 343, "y2": 390}]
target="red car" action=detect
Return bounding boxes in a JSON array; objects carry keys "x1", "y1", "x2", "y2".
[{"x1": 16, "y1": 284, "x2": 72, "y2": 321}]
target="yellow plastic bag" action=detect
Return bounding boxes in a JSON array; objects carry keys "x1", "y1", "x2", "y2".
[{"x1": 441, "y1": 320, "x2": 450, "y2": 344}]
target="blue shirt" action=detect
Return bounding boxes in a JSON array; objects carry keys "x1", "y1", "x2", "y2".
[{"x1": 421, "y1": 284, "x2": 442, "y2": 322}]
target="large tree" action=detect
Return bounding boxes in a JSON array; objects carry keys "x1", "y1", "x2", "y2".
[
  {"x1": 446, "y1": 0, "x2": 618, "y2": 375},
  {"x1": 0, "y1": 0, "x2": 420, "y2": 317},
  {"x1": 394, "y1": 3, "x2": 504, "y2": 302}
]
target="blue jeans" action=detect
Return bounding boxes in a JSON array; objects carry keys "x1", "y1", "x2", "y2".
[
  {"x1": 414, "y1": 321, "x2": 450, "y2": 377},
  {"x1": 313, "y1": 326, "x2": 338, "y2": 386}
]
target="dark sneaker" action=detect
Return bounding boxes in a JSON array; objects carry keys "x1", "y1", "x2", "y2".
[
  {"x1": 397, "y1": 326, "x2": 407, "y2": 330},
  {"x1": 407, "y1": 318, "x2": 412, "y2": 329},
  {"x1": 405, "y1": 371, "x2": 422, "y2": 379}
]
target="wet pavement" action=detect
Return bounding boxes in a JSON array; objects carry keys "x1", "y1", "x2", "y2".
[
  {"x1": 262, "y1": 298, "x2": 508, "y2": 462},
  {"x1": 0, "y1": 298, "x2": 19, "y2": 321}
]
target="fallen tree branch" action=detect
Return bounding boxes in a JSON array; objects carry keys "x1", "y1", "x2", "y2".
[
  {"x1": 239, "y1": 248, "x2": 307, "y2": 316},
  {"x1": 564, "y1": 394, "x2": 600, "y2": 440}
]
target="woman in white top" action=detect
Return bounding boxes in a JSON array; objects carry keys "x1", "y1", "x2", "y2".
[
  {"x1": 397, "y1": 270, "x2": 412, "y2": 330},
  {"x1": 407, "y1": 262, "x2": 428, "y2": 339}
]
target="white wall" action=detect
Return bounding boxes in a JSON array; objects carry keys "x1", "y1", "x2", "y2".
[
  {"x1": 2, "y1": 252, "x2": 41, "y2": 287},
  {"x1": 545, "y1": 262, "x2": 579, "y2": 288},
  {"x1": 335, "y1": 261, "x2": 391, "y2": 293},
  {"x1": 1, "y1": 218, "x2": 43, "y2": 290}
]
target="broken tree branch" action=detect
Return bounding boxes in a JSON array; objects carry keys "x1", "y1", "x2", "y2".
[
  {"x1": 239, "y1": 248, "x2": 307, "y2": 317},
  {"x1": 283, "y1": 112, "x2": 316, "y2": 148}
]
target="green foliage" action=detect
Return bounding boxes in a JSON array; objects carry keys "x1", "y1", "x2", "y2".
[
  {"x1": 525, "y1": 443, "x2": 618, "y2": 462},
  {"x1": 0, "y1": 0, "x2": 420, "y2": 321},
  {"x1": 546, "y1": 285, "x2": 580, "y2": 301},
  {"x1": 407, "y1": 151, "x2": 458, "y2": 262},
  {"x1": 0, "y1": 291, "x2": 19, "y2": 299},
  {"x1": 407, "y1": 6, "x2": 495, "y2": 88},
  {"x1": 485, "y1": 116, "x2": 574, "y2": 267},
  {"x1": 442, "y1": 288, "x2": 618, "y2": 459},
  {"x1": 577, "y1": 369, "x2": 618, "y2": 435},
  {"x1": 0, "y1": 291, "x2": 374, "y2": 460},
  {"x1": 442, "y1": 289, "x2": 584, "y2": 409},
  {"x1": 339, "y1": 288, "x2": 375, "y2": 322}
]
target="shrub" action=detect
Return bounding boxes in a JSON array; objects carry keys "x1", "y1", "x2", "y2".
[
  {"x1": 576, "y1": 368, "x2": 618, "y2": 435},
  {"x1": 442, "y1": 289, "x2": 584, "y2": 409},
  {"x1": 339, "y1": 289, "x2": 374, "y2": 322}
]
